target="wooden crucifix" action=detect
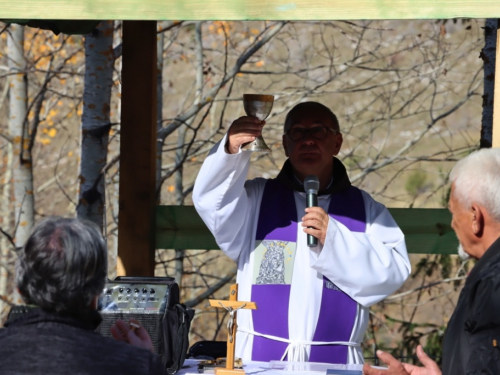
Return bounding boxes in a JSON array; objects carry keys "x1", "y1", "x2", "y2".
[{"x1": 209, "y1": 284, "x2": 257, "y2": 375}]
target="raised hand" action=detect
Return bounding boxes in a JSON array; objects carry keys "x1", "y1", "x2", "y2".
[
  {"x1": 226, "y1": 116, "x2": 265, "y2": 154},
  {"x1": 362, "y1": 346, "x2": 441, "y2": 375}
]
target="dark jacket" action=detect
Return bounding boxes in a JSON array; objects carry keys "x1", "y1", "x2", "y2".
[
  {"x1": 442, "y1": 236, "x2": 500, "y2": 375},
  {"x1": 0, "y1": 307, "x2": 166, "y2": 375}
]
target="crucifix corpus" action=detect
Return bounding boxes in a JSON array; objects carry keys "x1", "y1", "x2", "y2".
[{"x1": 209, "y1": 284, "x2": 257, "y2": 375}]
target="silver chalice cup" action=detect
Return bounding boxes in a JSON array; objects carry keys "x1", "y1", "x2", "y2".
[{"x1": 241, "y1": 94, "x2": 274, "y2": 153}]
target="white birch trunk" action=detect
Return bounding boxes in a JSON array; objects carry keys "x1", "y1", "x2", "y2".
[
  {"x1": 111, "y1": 21, "x2": 124, "y2": 279},
  {"x1": 8, "y1": 24, "x2": 34, "y2": 249},
  {"x1": 77, "y1": 21, "x2": 114, "y2": 230},
  {"x1": 0, "y1": 143, "x2": 13, "y2": 318},
  {"x1": 7, "y1": 24, "x2": 33, "y2": 307},
  {"x1": 173, "y1": 22, "x2": 204, "y2": 287}
]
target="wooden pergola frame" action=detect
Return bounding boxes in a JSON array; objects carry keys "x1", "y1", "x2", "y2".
[{"x1": 2, "y1": 1, "x2": 500, "y2": 276}]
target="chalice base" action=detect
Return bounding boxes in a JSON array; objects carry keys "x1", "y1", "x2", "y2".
[{"x1": 241, "y1": 136, "x2": 272, "y2": 153}]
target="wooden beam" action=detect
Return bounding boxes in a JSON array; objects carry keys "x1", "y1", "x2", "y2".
[
  {"x1": 1, "y1": 0, "x2": 500, "y2": 21},
  {"x1": 494, "y1": 28, "x2": 500, "y2": 148},
  {"x1": 118, "y1": 21, "x2": 157, "y2": 276}
]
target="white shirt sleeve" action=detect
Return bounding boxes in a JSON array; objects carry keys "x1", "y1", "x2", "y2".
[
  {"x1": 310, "y1": 190, "x2": 411, "y2": 307},
  {"x1": 192, "y1": 135, "x2": 262, "y2": 262}
]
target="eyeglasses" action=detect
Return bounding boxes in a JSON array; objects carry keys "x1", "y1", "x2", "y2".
[{"x1": 285, "y1": 126, "x2": 337, "y2": 141}]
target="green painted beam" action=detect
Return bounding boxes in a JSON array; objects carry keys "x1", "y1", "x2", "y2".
[
  {"x1": 0, "y1": 0, "x2": 498, "y2": 21},
  {"x1": 389, "y1": 208, "x2": 457, "y2": 255},
  {"x1": 156, "y1": 206, "x2": 458, "y2": 255}
]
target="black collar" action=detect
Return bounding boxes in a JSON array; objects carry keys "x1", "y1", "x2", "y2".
[
  {"x1": 4, "y1": 305, "x2": 103, "y2": 331},
  {"x1": 276, "y1": 157, "x2": 351, "y2": 196}
]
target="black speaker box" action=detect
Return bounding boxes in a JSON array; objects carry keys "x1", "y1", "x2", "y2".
[{"x1": 97, "y1": 276, "x2": 182, "y2": 365}]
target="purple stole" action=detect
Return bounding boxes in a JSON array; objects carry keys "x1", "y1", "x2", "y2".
[{"x1": 250, "y1": 179, "x2": 366, "y2": 363}]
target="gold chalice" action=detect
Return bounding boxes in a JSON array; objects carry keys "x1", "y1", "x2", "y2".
[{"x1": 241, "y1": 94, "x2": 274, "y2": 153}]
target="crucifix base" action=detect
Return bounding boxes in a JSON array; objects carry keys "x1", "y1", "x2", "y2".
[{"x1": 215, "y1": 368, "x2": 246, "y2": 375}]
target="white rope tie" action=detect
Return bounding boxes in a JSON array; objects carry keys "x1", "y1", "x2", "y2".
[{"x1": 238, "y1": 327, "x2": 360, "y2": 362}]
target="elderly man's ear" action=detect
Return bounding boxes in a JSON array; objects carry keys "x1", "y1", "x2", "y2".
[{"x1": 471, "y1": 204, "x2": 484, "y2": 236}]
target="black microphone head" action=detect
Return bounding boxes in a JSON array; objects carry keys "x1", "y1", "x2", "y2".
[{"x1": 304, "y1": 175, "x2": 320, "y2": 194}]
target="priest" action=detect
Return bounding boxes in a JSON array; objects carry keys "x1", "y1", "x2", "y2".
[{"x1": 193, "y1": 101, "x2": 411, "y2": 364}]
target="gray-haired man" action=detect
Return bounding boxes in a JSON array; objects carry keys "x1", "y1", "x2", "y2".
[
  {"x1": 0, "y1": 217, "x2": 166, "y2": 375},
  {"x1": 364, "y1": 148, "x2": 500, "y2": 375}
]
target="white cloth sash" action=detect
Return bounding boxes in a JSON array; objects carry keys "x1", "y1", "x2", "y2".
[{"x1": 237, "y1": 327, "x2": 360, "y2": 362}]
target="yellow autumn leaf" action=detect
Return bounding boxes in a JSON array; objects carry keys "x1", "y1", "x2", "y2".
[
  {"x1": 57, "y1": 100, "x2": 63, "y2": 106},
  {"x1": 77, "y1": 108, "x2": 83, "y2": 117},
  {"x1": 255, "y1": 60, "x2": 265, "y2": 67},
  {"x1": 42, "y1": 128, "x2": 48, "y2": 134},
  {"x1": 237, "y1": 73, "x2": 244, "y2": 77},
  {"x1": 39, "y1": 138, "x2": 51, "y2": 145},
  {"x1": 68, "y1": 151, "x2": 74, "y2": 157},
  {"x1": 47, "y1": 128, "x2": 57, "y2": 138},
  {"x1": 251, "y1": 28, "x2": 260, "y2": 35},
  {"x1": 49, "y1": 109, "x2": 57, "y2": 118},
  {"x1": 167, "y1": 185, "x2": 175, "y2": 192}
]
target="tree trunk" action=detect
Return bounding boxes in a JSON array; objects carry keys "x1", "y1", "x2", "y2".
[
  {"x1": 480, "y1": 19, "x2": 500, "y2": 148},
  {"x1": 8, "y1": 24, "x2": 34, "y2": 248},
  {"x1": 110, "y1": 21, "x2": 123, "y2": 279},
  {"x1": 77, "y1": 21, "x2": 114, "y2": 230},
  {"x1": 173, "y1": 22, "x2": 204, "y2": 287},
  {"x1": 156, "y1": 23, "x2": 164, "y2": 199},
  {"x1": 0, "y1": 142, "x2": 13, "y2": 318}
]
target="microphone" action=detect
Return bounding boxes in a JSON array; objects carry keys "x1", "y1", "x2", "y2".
[{"x1": 304, "y1": 175, "x2": 320, "y2": 247}]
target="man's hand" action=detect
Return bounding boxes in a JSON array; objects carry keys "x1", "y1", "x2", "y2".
[
  {"x1": 302, "y1": 207, "x2": 329, "y2": 245},
  {"x1": 226, "y1": 116, "x2": 265, "y2": 154},
  {"x1": 362, "y1": 346, "x2": 441, "y2": 375},
  {"x1": 111, "y1": 318, "x2": 155, "y2": 353}
]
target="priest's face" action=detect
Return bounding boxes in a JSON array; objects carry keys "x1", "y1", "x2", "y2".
[{"x1": 282, "y1": 106, "x2": 343, "y2": 184}]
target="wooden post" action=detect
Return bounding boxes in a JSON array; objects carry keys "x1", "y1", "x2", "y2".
[
  {"x1": 493, "y1": 27, "x2": 500, "y2": 148},
  {"x1": 118, "y1": 21, "x2": 157, "y2": 276},
  {"x1": 209, "y1": 284, "x2": 257, "y2": 375}
]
